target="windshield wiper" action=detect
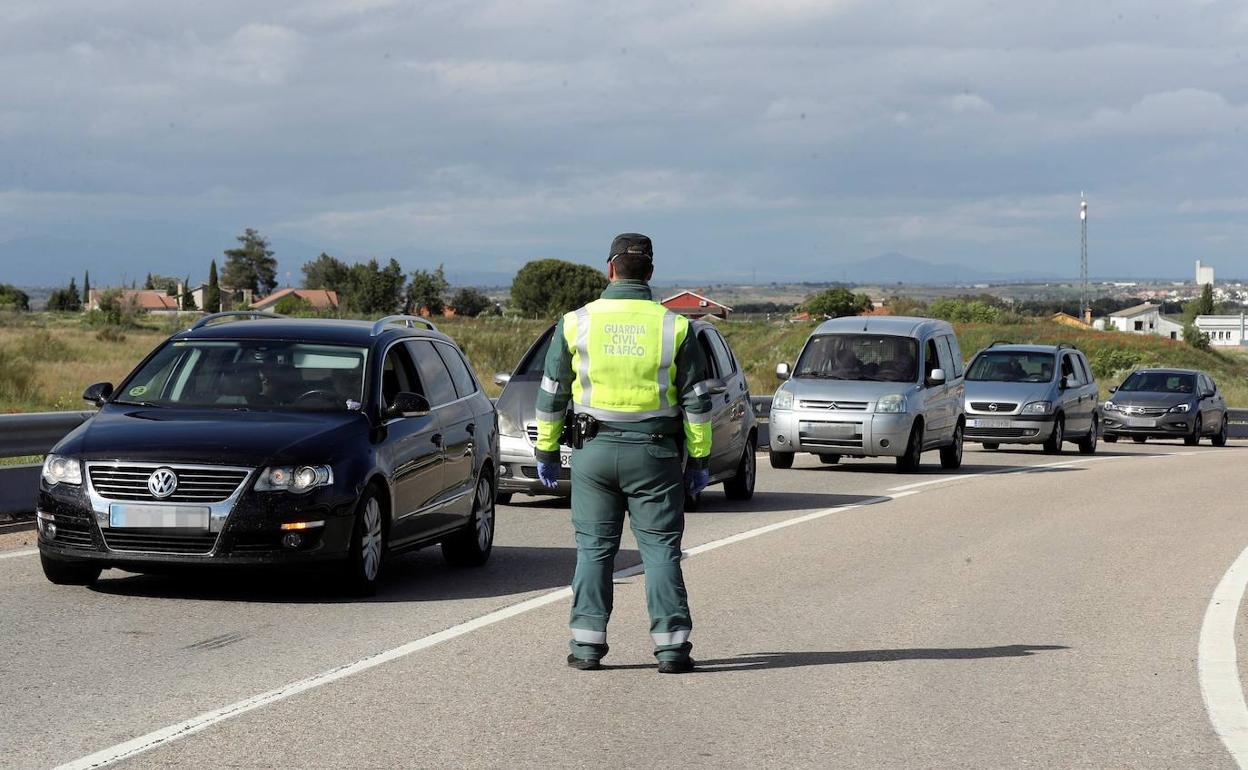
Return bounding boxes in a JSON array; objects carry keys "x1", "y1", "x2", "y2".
[{"x1": 112, "y1": 400, "x2": 162, "y2": 407}]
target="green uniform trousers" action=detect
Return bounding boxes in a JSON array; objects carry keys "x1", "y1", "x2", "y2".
[{"x1": 568, "y1": 429, "x2": 693, "y2": 663}]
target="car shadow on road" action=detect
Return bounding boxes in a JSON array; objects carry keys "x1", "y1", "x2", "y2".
[
  {"x1": 603, "y1": 644, "x2": 1069, "y2": 671},
  {"x1": 797, "y1": 462, "x2": 1081, "y2": 476},
  {"x1": 976, "y1": 448, "x2": 1167, "y2": 458},
  {"x1": 87, "y1": 545, "x2": 612, "y2": 605},
  {"x1": 688, "y1": 492, "x2": 888, "y2": 514}
]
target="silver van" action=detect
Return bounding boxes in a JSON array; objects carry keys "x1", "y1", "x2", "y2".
[
  {"x1": 769, "y1": 316, "x2": 966, "y2": 472},
  {"x1": 963, "y1": 342, "x2": 1099, "y2": 454}
]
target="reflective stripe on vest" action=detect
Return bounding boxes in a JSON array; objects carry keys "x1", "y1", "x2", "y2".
[{"x1": 563, "y1": 299, "x2": 688, "y2": 422}]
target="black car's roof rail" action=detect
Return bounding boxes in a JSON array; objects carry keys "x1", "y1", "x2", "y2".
[
  {"x1": 1056, "y1": 342, "x2": 1079, "y2": 351},
  {"x1": 190, "y1": 311, "x2": 283, "y2": 330},
  {"x1": 988, "y1": 339, "x2": 1013, "y2": 347},
  {"x1": 371, "y1": 315, "x2": 438, "y2": 336}
]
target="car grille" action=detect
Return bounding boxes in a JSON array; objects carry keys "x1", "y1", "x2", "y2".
[
  {"x1": 102, "y1": 529, "x2": 218, "y2": 554},
  {"x1": 970, "y1": 402, "x2": 1019, "y2": 413},
  {"x1": 799, "y1": 399, "x2": 869, "y2": 411},
  {"x1": 1116, "y1": 405, "x2": 1167, "y2": 416},
  {"x1": 51, "y1": 516, "x2": 96, "y2": 549},
  {"x1": 88, "y1": 464, "x2": 250, "y2": 503},
  {"x1": 966, "y1": 427, "x2": 1040, "y2": 439}
]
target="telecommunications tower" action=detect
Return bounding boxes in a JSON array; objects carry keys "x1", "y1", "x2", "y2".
[{"x1": 1080, "y1": 193, "x2": 1089, "y2": 324}]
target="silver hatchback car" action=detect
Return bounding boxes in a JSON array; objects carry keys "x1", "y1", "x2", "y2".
[
  {"x1": 962, "y1": 343, "x2": 1100, "y2": 454},
  {"x1": 769, "y1": 316, "x2": 965, "y2": 472}
]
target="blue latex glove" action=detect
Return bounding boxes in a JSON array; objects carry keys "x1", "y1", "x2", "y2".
[
  {"x1": 537, "y1": 461, "x2": 560, "y2": 489},
  {"x1": 684, "y1": 466, "x2": 710, "y2": 497}
]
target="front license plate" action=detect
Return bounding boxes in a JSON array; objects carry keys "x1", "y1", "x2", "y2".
[
  {"x1": 1125, "y1": 417, "x2": 1156, "y2": 428},
  {"x1": 109, "y1": 504, "x2": 210, "y2": 529},
  {"x1": 802, "y1": 422, "x2": 858, "y2": 438},
  {"x1": 970, "y1": 419, "x2": 1012, "y2": 429},
  {"x1": 560, "y1": 451, "x2": 573, "y2": 469}
]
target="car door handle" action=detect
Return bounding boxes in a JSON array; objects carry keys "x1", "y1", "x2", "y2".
[
  {"x1": 431, "y1": 433, "x2": 443, "y2": 448},
  {"x1": 466, "y1": 423, "x2": 475, "y2": 434}
]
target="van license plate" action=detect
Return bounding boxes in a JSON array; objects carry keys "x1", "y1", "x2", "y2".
[{"x1": 109, "y1": 504, "x2": 210, "y2": 529}]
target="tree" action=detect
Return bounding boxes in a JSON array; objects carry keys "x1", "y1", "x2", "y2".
[
  {"x1": 222, "y1": 228, "x2": 278, "y2": 296},
  {"x1": 1190, "y1": 283, "x2": 1216, "y2": 318},
  {"x1": 450, "y1": 287, "x2": 491, "y2": 317},
  {"x1": 407, "y1": 265, "x2": 450, "y2": 315},
  {"x1": 928, "y1": 298, "x2": 1001, "y2": 323},
  {"x1": 510, "y1": 259, "x2": 609, "y2": 318},
  {"x1": 82, "y1": 270, "x2": 90, "y2": 305},
  {"x1": 885, "y1": 295, "x2": 929, "y2": 317},
  {"x1": 0, "y1": 284, "x2": 30, "y2": 311},
  {"x1": 345, "y1": 259, "x2": 407, "y2": 315},
  {"x1": 46, "y1": 280, "x2": 82, "y2": 312},
  {"x1": 181, "y1": 275, "x2": 197, "y2": 311},
  {"x1": 301, "y1": 253, "x2": 351, "y2": 292},
  {"x1": 805, "y1": 287, "x2": 872, "y2": 318},
  {"x1": 204, "y1": 260, "x2": 221, "y2": 313},
  {"x1": 1183, "y1": 320, "x2": 1210, "y2": 350},
  {"x1": 273, "y1": 293, "x2": 313, "y2": 315},
  {"x1": 144, "y1": 273, "x2": 154, "y2": 290}
]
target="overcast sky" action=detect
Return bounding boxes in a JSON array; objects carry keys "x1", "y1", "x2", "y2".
[{"x1": 2, "y1": 0, "x2": 1247, "y2": 286}]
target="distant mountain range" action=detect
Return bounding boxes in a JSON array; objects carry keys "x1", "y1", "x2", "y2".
[{"x1": 795, "y1": 252, "x2": 1066, "y2": 285}]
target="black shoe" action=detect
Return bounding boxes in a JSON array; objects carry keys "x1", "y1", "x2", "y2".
[
  {"x1": 567, "y1": 654, "x2": 602, "y2": 671},
  {"x1": 657, "y1": 657, "x2": 695, "y2": 674}
]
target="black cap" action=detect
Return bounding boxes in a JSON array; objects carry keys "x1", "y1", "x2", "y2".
[{"x1": 608, "y1": 233, "x2": 653, "y2": 262}]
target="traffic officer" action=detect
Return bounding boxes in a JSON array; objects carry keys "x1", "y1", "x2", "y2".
[{"x1": 534, "y1": 233, "x2": 713, "y2": 674}]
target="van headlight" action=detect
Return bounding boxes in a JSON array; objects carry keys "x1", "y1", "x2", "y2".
[
  {"x1": 42, "y1": 454, "x2": 82, "y2": 486},
  {"x1": 772, "y1": 389, "x2": 794, "y2": 411},
  {"x1": 1022, "y1": 401, "x2": 1053, "y2": 415},
  {"x1": 255, "y1": 465, "x2": 334, "y2": 493},
  {"x1": 875, "y1": 394, "x2": 906, "y2": 414}
]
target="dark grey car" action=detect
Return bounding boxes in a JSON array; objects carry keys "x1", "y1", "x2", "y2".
[
  {"x1": 963, "y1": 343, "x2": 1099, "y2": 454},
  {"x1": 493, "y1": 320, "x2": 757, "y2": 509},
  {"x1": 1102, "y1": 368, "x2": 1229, "y2": 446}
]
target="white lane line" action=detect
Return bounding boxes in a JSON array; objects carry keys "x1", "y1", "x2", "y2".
[
  {"x1": 0, "y1": 548, "x2": 36, "y2": 560},
  {"x1": 1199, "y1": 543, "x2": 1248, "y2": 767},
  {"x1": 886, "y1": 452, "x2": 1159, "y2": 493},
  {"x1": 57, "y1": 495, "x2": 891, "y2": 770}
]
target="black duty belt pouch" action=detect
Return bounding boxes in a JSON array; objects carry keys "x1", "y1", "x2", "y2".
[{"x1": 561, "y1": 412, "x2": 600, "y2": 449}]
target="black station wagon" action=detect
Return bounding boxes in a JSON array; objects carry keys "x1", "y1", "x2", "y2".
[{"x1": 36, "y1": 312, "x2": 499, "y2": 595}]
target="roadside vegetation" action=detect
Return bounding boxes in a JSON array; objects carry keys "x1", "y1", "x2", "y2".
[{"x1": 2, "y1": 312, "x2": 1245, "y2": 413}]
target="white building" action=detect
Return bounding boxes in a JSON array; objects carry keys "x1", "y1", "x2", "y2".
[
  {"x1": 1196, "y1": 260, "x2": 1215, "y2": 286},
  {"x1": 1195, "y1": 314, "x2": 1247, "y2": 347},
  {"x1": 1107, "y1": 302, "x2": 1184, "y2": 341}
]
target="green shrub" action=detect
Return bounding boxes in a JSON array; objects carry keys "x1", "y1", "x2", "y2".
[
  {"x1": 11, "y1": 329, "x2": 71, "y2": 362},
  {"x1": 0, "y1": 348, "x2": 35, "y2": 403},
  {"x1": 273, "y1": 294, "x2": 314, "y2": 315},
  {"x1": 95, "y1": 326, "x2": 128, "y2": 343}
]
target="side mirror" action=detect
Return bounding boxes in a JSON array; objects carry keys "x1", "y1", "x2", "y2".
[
  {"x1": 927, "y1": 368, "x2": 946, "y2": 386},
  {"x1": 775, "y1": 362, "x2": 791, "y2": 381},
  {"x1": 493, "y1": 372, "x2": 511, "y2": 387},
  {"x1": 83, "y1": 382, "x2": 114, "y2": 406},
  {"x1": 1202, "y1": 389, "x2": 1216, "y2": 399},
  {"x1": 1058, "y1": 376, "x2": 1069, "y2": 390},
  {"x1": 692, "y1": 378, "x2": 728, "y2": 398},
  {"x1": 386, "y1": 391, "x2": 431, "y2": 419},
  {"x1": 1108, "y1": 385, "x2": 1117, "y2": 393}
]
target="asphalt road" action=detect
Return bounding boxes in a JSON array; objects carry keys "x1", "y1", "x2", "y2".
[{"x1": 3, "y1": 440, "x2": 1248, "y2": 769}]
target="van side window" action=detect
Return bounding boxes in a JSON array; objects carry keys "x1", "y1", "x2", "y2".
[
  {"x1": 696, "y1": 331, "x2": 721, "y2": 378},
  {"x1": 934, "y1": 336, "x2": 955, "y2": 378},
  {"x1": 945, "y1": 335, "x2": 965, "y2": 377},
  {"x1": 924, "y1": 339, "x2": 940, "y2": 382},
  {"x1": 706, "y1": 330, "x2": 736, "y2": 377}
]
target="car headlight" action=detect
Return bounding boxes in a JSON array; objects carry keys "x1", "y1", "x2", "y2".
[
  {"x1": 254, "y1": 465, "x2": 334, "y2": 493},
  {"x1": 1022, "y1": 401, "x2": 1053, "y2": 415},
  {"x1": 1103, "y1": 401, "x2": 1116, "y2": 412},
  {"x1": 1168, "y1": 403, "x2": 1191, "y2": 413},
  {"x1": 42, "y1": 454, "x2": 82, "y2": 486},
  {"x1": 875, "y1": 394, "x2": 907, "y2": 414},
  {"x1": 772, "y1": 389, "x2": 794, "y2": 411}
]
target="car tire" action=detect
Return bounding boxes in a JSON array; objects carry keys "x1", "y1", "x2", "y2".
[
  {"x1": 1043, "y1": 416, "x2": 1064, "y2": 455},
  {"x1": 1185, "y1": 415, "x2": 1203, "y2": 446},
  {"x1": 1132, "y1": 436, "x2": 1147, "y2": 444},
  {"x1": 1078, "y1": 417, "x2": 1099, "y2": 455},
  {"x1": 939, "y1": 422, "x2": 964, "y2": 470},
  {"x1": 769, "y1": 450, "x2": 794, "y2": 469},
  {"x1": 818, "y1": 453, "x2": 841, "y2": 465},
  {"x1": 40, "y1": 553, "x2": 102, "y2": 586},
  {"x1": 896, "y1": 422, "x2": 924, "y2": 472},
  {"x1": 982, "y1": 442, "x2": 1000, "y2": 450},
  {"x1": 1213, "y1": 415, "x2": 1229, "y2": 447},
  {"x1": 724, "y1": 437, "x2": 757, "y2": 501},
  {"x1": 1103, "y1": 435, "x2": 1118, "y2": 443},
  {"x1": 443, "y1": 472, "x2": 496, "y2": 568},
  {"x1": 343, "y1": 490, "x2": 386, "y2": 597},
  {"x1": 495, "y1": 491, "x2": 513, "y2": 506}
]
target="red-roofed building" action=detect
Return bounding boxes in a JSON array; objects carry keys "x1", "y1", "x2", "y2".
[
  {"x1": 250, "y1": 288, "x2": 340, "y2": 313},
  {"x1": 87, "y1": 289, "x2": 182, "y2": 314},
  {"x1": 660, "y1": 290, "x2": 732, "y2": 320}
]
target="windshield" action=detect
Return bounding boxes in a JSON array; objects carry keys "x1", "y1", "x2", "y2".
[
  {"x1": 1118, "y1": 372, "x2": 1196, "y2": 395},
  {"x1": 113, "y1": 340, "x2": 368, "y2": 411},
  {"x1": 966, "y1": 351, "x2": 1055, "y2": 383},
  {"x1": 793, "y1": 334, "x2": 919, "y2": 383}
]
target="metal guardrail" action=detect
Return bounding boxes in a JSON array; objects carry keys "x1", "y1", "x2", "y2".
[{"x1": 0, "y1": 401, "x2": 1244, "y2": 522}]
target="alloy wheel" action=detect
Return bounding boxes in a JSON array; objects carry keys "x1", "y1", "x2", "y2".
[
  {"x1": 475, "y1": 475, "x2": 495, "y2": 551},
  {"x1": 361, "y1": 497, "x2": 383, "y2": 582}
]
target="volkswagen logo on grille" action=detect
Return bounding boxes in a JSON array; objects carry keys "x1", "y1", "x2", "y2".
[
  {"x1": 147, "y1": 468, "x2": 178, "y2": 499},
  {"x1": 988, "y1": 403, "x2": 999, "y2": 412}
]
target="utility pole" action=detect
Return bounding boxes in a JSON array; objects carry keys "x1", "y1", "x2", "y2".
[{"x1": 1080, "y1": 193, "x2": 1089, "y2": 324}]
